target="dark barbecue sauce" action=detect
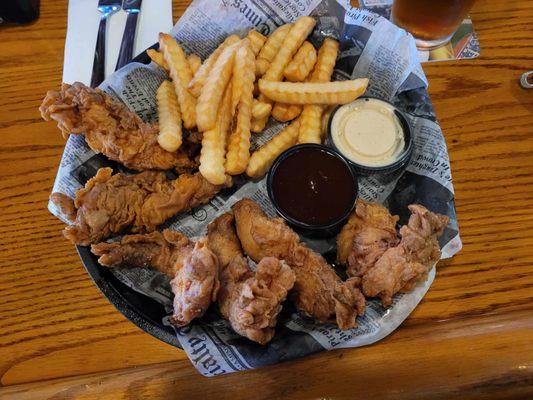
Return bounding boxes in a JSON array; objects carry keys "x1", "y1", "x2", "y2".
[{"x1": 271, "y1": 147, "x2": 357, "y2": 226}]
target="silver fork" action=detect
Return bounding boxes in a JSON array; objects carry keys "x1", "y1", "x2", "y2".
[
  {"x1": 115, "y1": 0, "x2": 143, "y2": 71},
  {"x1": 90, "y1": 0, "x2": 122, "y2": 88}
]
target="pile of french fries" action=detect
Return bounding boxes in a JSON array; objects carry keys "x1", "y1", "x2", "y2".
[{"x1": 149, "y1": 17, "x2": 369, "y2": 184}]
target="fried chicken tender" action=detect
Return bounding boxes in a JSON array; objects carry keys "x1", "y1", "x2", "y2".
[
  {"x1": 51, "y1": 167, "x2": 231, "y2": 245},
  {"x1": 207, "y1": 212, "x2": 243, "y2": 267},
  {"x1": 362, "y1": 205, "x2": 449, "y2": 306},
  {"x1": 40, "y1": 83, "x2": 197, "y2": 172},
  {"x1": 337, "y1": 199, "x2": 400, "y2": 278},
  {"x1": 91, "y1": 230, "x2": 220, "y2": 326},
  {"x1": 222, "y1": 256, "x2": 295, "y2": 344},
  {"x1": 207, "y1": 213, "x2": 295, "y2": 344},
  {"x1": 232, "y1": 199, "x2": 365, "y2": 330}
]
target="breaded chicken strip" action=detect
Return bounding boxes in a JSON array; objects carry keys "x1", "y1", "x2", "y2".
[
  {"x1": 362, "y1": 205, "x2": 449, "y2": 306},
  {"x1": 337, "y1": 199, "x2": 399, "y2": 278},
  {"x1": 207, "y1": 212, "x2": 243, "y2": 267},
  {"x1": 40, "y1": 82, "x2": 197, "y2": 172},
  {"x1": 51, "y1": 167, "x2": 230, "y2": 245},
  {"x1": 232, "y1": 199, "x2": 365, "y2": 330},
  {"x1": 207, "y1": 213, "x2": 295, "y2": 344},
  {"x1": 91, "y1": 230, "x2": 220, "y2": 326}
]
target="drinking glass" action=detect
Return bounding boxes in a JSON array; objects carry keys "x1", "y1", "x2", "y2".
[{"x1": 391, "y1": 0, "x2": 476, "y2": 49}]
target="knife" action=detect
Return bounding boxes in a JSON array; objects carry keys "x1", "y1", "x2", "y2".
[
  {"x1": 91, "y1": 0, "x2": 122, "y2": 88},
  {"x1": 115, "y1": 0, "x2": 143, "y2": 71}
]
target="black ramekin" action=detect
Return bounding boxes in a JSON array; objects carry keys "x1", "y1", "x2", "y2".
[
  {"x1": 326, "y1": 97, "x2": 414, "y2": 180},
  {"x1": 267, "y1": 144, "x2": 358, "y2": 238}
]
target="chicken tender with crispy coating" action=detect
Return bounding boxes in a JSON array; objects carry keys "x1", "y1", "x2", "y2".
[
  {"x1": 91, "y1": 230, "x2": 220, "y2": 326},
  {"x1": 40, "y1": 83, "x2": 197, "y2": 172},
  {"x1": 232, "y1": 199, "x2": 365, "y2": 330},
  {"x1": 362, "y1": 205, "x2": 449, "y2": 306},
  {"x1": 207, "y1": 213, "x2": 295, "y2": 344},
  {"x1": 337, "y1": 199, "x2": 399, "y2": 278},
  {"x1": 51, "y1": 167, "x2": 230, "y2": 245}
]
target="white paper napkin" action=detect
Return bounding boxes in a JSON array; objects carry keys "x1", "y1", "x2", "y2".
[{"x1": 63, "y1": 0, "x2": 173, "y2": 85}]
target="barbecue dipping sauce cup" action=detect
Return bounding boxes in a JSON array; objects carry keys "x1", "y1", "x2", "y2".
[
  {"x1": 267, "y1": 144, "x2": 358, "y2": 238},
  {"x1": 326, "y1": 97, "x2": 413, "y2": 183}
]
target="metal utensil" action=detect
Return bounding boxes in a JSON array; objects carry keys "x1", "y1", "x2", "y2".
[
  {"x1": 520, "y1": 71, "x2": 533, "y2": 89},
  {"x1": 115, "y1": 0, "x2": 143, "y2": 71},
  {"x1": 90, "y1": 0, "x2": 121, "y2": 88}
]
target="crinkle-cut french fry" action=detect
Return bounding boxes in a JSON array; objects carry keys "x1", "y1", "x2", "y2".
[
  {"x1": 147, "y1": 49, "x2": 168, "y2": 70},
  {"x1": 188, "y1": 35, "x2": 240, "y2": 97},
  {"x1": 187, "y1": 54, "x2": 202, "y2": 75},
  {"x1": 255, "y1": 24, "x2": 292, "y2": 77},
  {"x1": 271, "y1": 40, "x2": 314, "y2": 122},
  {"x1": 246, "y1": 118, "x2": 301, "y2": 178},
  {"x1": 199, "y1": 82, "x2": 233, "y2": 185},
  {"x1": 257, "y1": 17, "x2": 316, "y2": 124},
  {"x1": 250, "y1": 93, "x2": 272, "y2": 133},
  {"x1": 258, "y1": 79, "x2": 369, "y2": 105},
  {"x1": 283, "y1": 41, "x2": 317, "y2": 82},
  {"x1": 262, "y1": 17, "x2": 316, "y2": 83},
  {"x1": 252, "y1": 99, "x2": 272, "y2": 119},
  {"x1": 298, "y1": 38, "x2": 339, "y2": 143},
  {"x1": 225, "y1": 44, "x2": 255, "y2": 175},
  {"x1": 251, "y1": 114, "x2": 269, "y2": 133},
  {"x1": 159, "y1": 33, "x2": 197, "y2": 129},
  {"x1": 196, "y1": 40, "x2": 241, "y2": 132},
  {"x1": 298, "y1": 104, "x2": 323, "y2": 144},
  {"x1": 246, "y1": 29, "x2": 267, "y2": 55},
  {"x1": 321, "y1": 105, "x2": 336, "y2": 139},
  {"x1": 271, "y1": 102, "x2": 302, "y2": 122},
  {"x1": 156, "y1": 80, "x2": 182, "y2": 152},
  {"x1": 255, "y1": 58, "x2": 269, "y2": 77},
  {"x1": 310, "y1": 37, "x2": 339, "y2": 83},
  {"x1": 231, "y1": 39, "x2": 252, "y2": 117}
]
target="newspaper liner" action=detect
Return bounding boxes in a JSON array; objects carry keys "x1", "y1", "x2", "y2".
[{"x1": 48, "y1": 0, "x2": 462, "y2": 376}]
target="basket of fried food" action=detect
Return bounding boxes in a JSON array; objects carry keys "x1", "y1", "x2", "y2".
[{"x1": 40, "y1": 16, "x2": 449, "y2": 345}]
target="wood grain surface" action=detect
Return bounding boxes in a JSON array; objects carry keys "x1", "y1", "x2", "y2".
[{"x1": 0, "y1": 0, "x2": 532, "y2": 398}]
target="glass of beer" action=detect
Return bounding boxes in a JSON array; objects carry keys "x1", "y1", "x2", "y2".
[{"x1": 391, "y1": 0, "x2": 476, "y2": 49}]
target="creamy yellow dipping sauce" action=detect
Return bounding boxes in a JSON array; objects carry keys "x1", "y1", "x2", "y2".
[{"x1": 330, "y1": 98, "x2": 405, "y2": 167}]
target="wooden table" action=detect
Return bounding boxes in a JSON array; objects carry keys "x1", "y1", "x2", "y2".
[{"x1": 0, "y1": 0, "x2": 532, "y2": 398}]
